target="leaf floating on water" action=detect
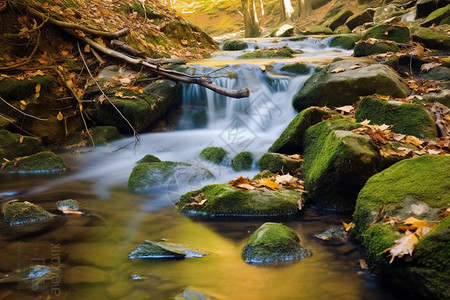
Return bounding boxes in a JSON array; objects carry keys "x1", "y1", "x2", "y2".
[
  {"x1": 384, "y1": 230, "x2": 418, "y2": 263},
  {"x1": 342, "y1": 221, "x2": 355, "y2": 232},
  {"x1": 359, "y1": 259, "x2": 368, "y2": 269}
]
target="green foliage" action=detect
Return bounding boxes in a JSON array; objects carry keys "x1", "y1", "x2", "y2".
[
  {"x1": 199, "y1": 147, "x2": 228, "y2": 164},
  {"x1": 280, "y1": 63, "x2": 311, "y2": 75}
]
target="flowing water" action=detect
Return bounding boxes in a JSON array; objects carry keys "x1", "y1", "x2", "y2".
[{"x1": 0, "y1": 38, "x2": 399, "y2": 300}]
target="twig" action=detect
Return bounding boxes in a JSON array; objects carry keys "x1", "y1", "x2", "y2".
[
  {"x1": 0, "y1": 0, "x2": 7, "y2": 12},
  {"x1": 0, "y1": 114, "x2": 37, "y2": 137},
  {"x1": 27, "y1": 7, "x2": 130, "y2": 38},
  {"x1": 0, "y1": 95, "x2": 48, "y2": 121},
  {"x1": 76, "y1": 41, "x2": 140, "y2": 146},
  {"x1": 0, "y1": 30, "x2": 41, "y2": 70}
]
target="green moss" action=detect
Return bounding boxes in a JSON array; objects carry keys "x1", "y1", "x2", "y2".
[
  {"x1": 354, "y1": 155, "x2": 450, "y2": 235},
  {"x1": 231, "y1": 151, "x2": 253, "y2": 171},
  {"x1": 269, "y1": 107, "x2": 333, "y2": 154},
  {"x1": 362, "y1": 224, "x2": 400, "y2": 273},
  {"x1": 328, "y1": 9, "x2": 354, "y2": 31},
  {"x1": 128, "y1": 240, "x2": 185, "y2": 259},
  {"x1": 362, "y1": 25, "x2": 411, "y2": 44},
  {"x1": 304, "y1": 25, "x2": 333, "y2": 35},
  {"x1": 4, "y1": 201, "x2": 55, "y2": 226},
  {"x1": 129, "y1": 2, "x2": 162, "y2": 19},
  {"x1": 412, "y1": 27, "x2": 450, "y2": 50},
  {"x1": 252, "y1": 171, "x2": 275, "y2": 180},
  {"x1": 0, "y1": 76, "x2": 54, "y2": 101},
  {"x1": 242, "y1": 222, "x2": 311, "y2": 263},
  {"x1": 355, "y1": 97, "x2": 437, "y2": 139},
  {"x1": 222, "y1": 40, "x2": 248, "y2": 51},
  {"x1": 258, "y1": 153, "x2": 301, "y2": 174},
  {"x1": 56, "y1": 199, "x2": 80, "y2": 211},
  {"x1": 331, "y1": 57, "x2": 344, "y2": 62},
  {"x1": 280, "y1": 63, "x2": 311, "y2": 75},
  {"x1": 177, "y1": 183, "x2": 301, "y2": 217},
  {"x1": 354, "y1": 41, "x2": 400, "y2": 56},
  {"x1": 89, "y1": 126, "x2": 123, "y2": 146},
  {"x1": 137, "y1": 154, "x2": 161, "y2": 164},
  {"x1": 238, "y1": 47, "x2": 295, "y2": 59},
  {"x1": 199, "y1": 147, "x2": 228, "y2": 164},
  {"x1": 330, "y1": 35, "x2": 362, "y2": 50},
  {"x1": 0, "y1": 129, "x2": 42, "y2": 160},
  {"x1": 1, "y1": 151, "x2": 66, "y2": 174}
]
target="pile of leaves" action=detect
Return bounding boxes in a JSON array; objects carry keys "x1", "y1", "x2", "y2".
[{"x1": 229, "y1": 173, "x2": 306, "y2": 193}]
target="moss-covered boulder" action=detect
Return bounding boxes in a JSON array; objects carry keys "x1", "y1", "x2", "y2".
[
  {"x1": 242, "y1": 222, "x2": 311, "y2": 264},
  {"x1": 292, "y1": 60, "x2": 409, "y2": 112},
  {"x1": 328, "y1": 10, "x2": 354, "y2": 31},
  {"x1": 353, "y1": 155, "x2": 450, "y2": 300},
  {"x1": 329, "y1": 35, "x2": 362, "y2": 50},
  {"x1": 258, "y1": 153, "x2": 301, "y2": 174},
  {"x1": 411, "y1": 26, "x2": 450, "y2": 50},
  {"x1": 128, "y1": 240, "x2": 208, "y2": 259},
  {"x1": 0, "y1": 129, "x2": 42, "y2": 160},
  {"x1": 89, "y1": 126, "x2": 123, "y2": 146},
  {"x1": 302, "y1": 119, "x2": 395, "y2": 211},
  {"x1": 420, "y1": 65, "x2": 450, "y2": 81},
  {"x1": 128, "y1": 160, "x2": 213, "y2": 192},
  {"x1": 304, "y1": 25, "x2": 333, "y2": 35},
  {"x1": 280, "y1": 63, "x2": 311, "y2": 75},
  {"x1": 222, "y1": 40, "x2": 248, "y2": 51},
  {"x1": 416, "y1": 0, "x2": 449, "y2": 18},
  {"x1": 355, "y1": 97, "x2": 438, "y2": 140},
  {"x1": 231, "y1": 151, "x2": 253, "y2": 171},
  {"x1": 177, "y1": 184, "x2": 302, "y2": 217},
  {"x1": 269, "y1": 107, "x2": 333, "y2": 154},
  {"x1": 56, "y1": 199, "x2": 80, "y2": 213},
  {"x1": 0, "y1": 151, "x2": 67, "y2": 174},
  {"x1": 89, "y1": 79, "x2": 180, "y2": 133},
  {"x1": 346, "y1": 9, "x2": 375, "y2": 30},
  {"x1": 353, "y1": 40, "x2": 400, "y2": 56},
  {"x1": 136, "y1": 154, "x2": 161, "y2": 164},
  {"x1": 237, "y1": 46, "x2": 296, "y2": 59},
  {"x1": 2, "y1": 201, "x2": 55, "y2": 226},
  {"x1": 362, "y1": 25, "x2": 411, "y2": 44},
  {"x1": 199, "y1": 147, "x2": 228, "y2": 164},
  {"x1": 421, "y1": 4, "x2": 450, "y2": 26}
]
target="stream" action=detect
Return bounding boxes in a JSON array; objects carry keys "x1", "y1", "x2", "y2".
[{"x1": 0, "y1": 37, "x2": 399, "y2": 300}]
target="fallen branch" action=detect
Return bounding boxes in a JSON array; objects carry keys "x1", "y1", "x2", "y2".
[{"x1": 0, "y1": 95, "x2": 47, "y2": 121}]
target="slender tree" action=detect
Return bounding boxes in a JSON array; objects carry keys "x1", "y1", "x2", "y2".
[
  {"x1": 297, "y1": 0, "x2": 313, "y2": 18},
  {"x1": 241, "y1": 0, "x2": 260, "y2": 37}
]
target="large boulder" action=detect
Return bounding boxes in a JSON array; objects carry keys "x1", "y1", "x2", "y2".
[
  {"x1": 177, "y1": 183, "x2": 302, "y2": 217},
  {"x1": 302, "y1": 119, "x2": 394, "y2": 211},
  {"x1": 269, "y1": 107, "x2": 332, "y2": 154},
  {"x1": 242, "y1": 222, "x2": 311, "y2": 264},
  {"x1": 292, "y1": 60, "x2": 409, "y2": 112},
  {"x1": 355, "y1": 97, "x2": 438, "y2": 140},
  {"x1": 128, "y1": 160, "x2": 213, "y2": 192},
  {"x1": 353, "y1": 40, "x2": 400, "y2": 57},
  {"x1": 329, "y1": 35, "x2": 362, "y2": 50},
  {"x1": 0, "y1": 151, "x2": 67, "y2": 174},
  {"x1": 416, "y1": 0, "x2": 449, "y2": 18},
  {"x1": 412, "y1": 26, "x2": 450, "y2": 50},
  {"x1": 353, "y1": 155, "x2": 450, "y2": 300},
  {"x1": 421, "y1": 4, "x2": 450, "y2": 26},
  {"x1": 346, "y1": 9, "x2": 375, "y2": 30},
  {"x1": 328, "y1": 10, "x2": 354, "y2": 31},
  {"x1": 362, "y1": 25, "x2": 411, "y2": 44},
  {"x1": 222, "y1": 40, "x2": 248, "y2": 51},
  {"x1": 0, "y1": 129, "x2": 42, "y2": 160},
  {"x1": 258, "y1": 153, "x2": 301, "y2": 173}
]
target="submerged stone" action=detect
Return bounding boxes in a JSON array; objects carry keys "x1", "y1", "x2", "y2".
[
  {"x1": 199, "y1": 147, "x2": 228, "y2": 164},
  {"x1": 128, "y1": 161, "x2": 213, "y2": 192},
  {"x1": 177, "y1": 183, "x2": 302, "y2": 217},
  {"x1": 0, "y1": 265, "x2": 54, "y2": 285},
  {"x1": 56, "y1": 199, "x2": 80, "y2": 212},
  {"x1": 314, "y1": 227, "x2": 347, "y2": 241},
  {"x1": 174, "y1": 287, "x2": 218, "y2": 300},
  {"x1": 2, "y1": 201, "x2": 55, "y2": 226},
  {"x1": 0, "y1": 151, "x2": 67, "y2": 174},
  {"x1": 355, "y1": 97, "x2": 438, "y2": 140},
  {"x1": 292, "y1": 60, "x2": 409, "y2": 112},
  {"x1": 242, "y1": 222, "x2": 311, "y2": 264},
  {"x1": 353, "y1": 155, "x2": 450, "y2": 300},
  {"x1": 128, "y1": 240, "x2": 208, "y2": 259}
]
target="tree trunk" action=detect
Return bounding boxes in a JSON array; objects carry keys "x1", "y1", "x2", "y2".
[
  {"x1": 280, "y1": 0, "x2": 286, "y2": 22},
  {"x1": 241, "y1": 0, "x2": 260, "y2": 37},
  {"x1": 298, "y1": 0, "x2": 313, "y2": 18}
]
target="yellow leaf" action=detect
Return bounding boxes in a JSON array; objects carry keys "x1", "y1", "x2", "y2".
[
  {"x1": 56, "y1": 111, "x2": 63, "y2": 121},
  {"x1": 61, "y1": 50, "x2": 69, "y2": 57},
  {"x1": 35, "y1": 92, "x2": 40, "y2": 99},
  {"x1": 3, "y1": 158, "x2": 10, "y2": 162},
  {"x1": 79, "y1": 104, "x2": 83, "y2": 111},
  {"x1": 84, "y1": 44, "x2": 91, "y2": 52},
  {"x1": 257, "y1": 178, "x2": 280, "y2": 190},
  {"x1": 405, "y1": 136, "x2": 424, "y2": 147},
  {"x1": 331, "y1": 68, "x2": 345, "y2": 73},
  {"x1": 19, "y1": 135, "x2": 24, "y2": 144},
  {"x1": 35, "y1": 84, "x2": 41, "y2": 93},
  {"x1": 403, "y1": 217, "x2": 429, "y2": 228},
  {"x1": 342, "y1": 221, "x2": 355, "y2": 232},
  {"x1": 20, "y1": 100, "x2": 27, "y2": 110}
]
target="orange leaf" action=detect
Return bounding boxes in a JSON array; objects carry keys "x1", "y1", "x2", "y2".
[
  {"x1": 19, "y1": 135, "x2": 24, "y2": 144},
  {"x1": 405, "y1": 136, "x2": 424, "y2": 147},
  {"x1": 35, "y1": 84, "x2": 41, "y2": 93},
  {"x1": 342, "y1": 221, "x2": 355, "y2": 232},
  {"x1": 56, "y1": 111, "x2": 63, "y2": 121},
  {"x1": 256, "y1": 178, "x2": 280, "y2": 190},
  {"x1": 331, "y1": 68, "x2": 345, "y2": 73}
]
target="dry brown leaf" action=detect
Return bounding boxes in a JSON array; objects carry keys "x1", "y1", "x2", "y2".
[
  {"x1": 331, "y1": 68, "x2": 345, "y2": 73},
  {"x1": 19, "y1": 135, "x2": 24, "y2": 144},
  {"x1": 275, "y1": 174, "x2": 294, "y2": 184},
  {"x1": 405, "y1": 136, "x2": 425, "y2": 147},
  {"x1": 384, "y1": 230, "x2": 418, "y2": 263},
  {"x1": 56, "y1": 111, "x2": 64, "y2": 121},
  {"x1": 359, "y1": 259, "x2": 368, "y2": 269},
  {"x1": 384, "y1": 216, "x2": 402, "y2": 227},
  {"x1": 376, "y1": 95, "x2": 390, "y2": 101},
  {"x1": 360, "y1": 119, "x2": 371, "y2": 125},
  {"x1": 415, "y1": 226, "x2": 434, "y2": 238},
  {"x1": 421, "y1": 62, "x2": 441, "y2": 73},
  {"x1": 287, "y1": 154, "x2": 303, "y2": 161},
  {"x1": 335, "y1": 105, "x2": 354, "y2": 114}
]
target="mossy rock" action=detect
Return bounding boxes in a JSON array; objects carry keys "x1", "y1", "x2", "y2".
[
  {"x1": 271, "y1": 24, "x2": 295, "y2": 37},
  {"x1": 269, "y1": 107, "x2": 333, "y2": 155},
  {"x1": 0, "y1": 129, "x2": 42, "y2": 160},
  {"x1": 420, "y1": 66, "x2": 450, "y2": 81},
  {"x1": 56, "y1": 199, "x2": 80, "y2": 212},
  {"x1": 353, "y1": 40, "x2": 400, "y2": 56},
  {"x1": 292, "y1": 60, "x2": 409, "y2": 112},
  {"x1": 328, "y1": 10, "x2": 354, "y2": 31},
  {"x1": 128, "y1": 161, "x2": 213, "y2": 192},
  {"x1": 0, "y1": 151, "x2": 67, "y2": 174},
  {"x1": 242, "y1": 222, "x2": 311, "y2": 264},
  {"x1": 422, "y1": 4, "x2": 450, "y2": 26},
  {"x1": 177, "y1": 183, "x2": 302, "y2": 217},
  {"x1": 0, "y1": 76, "x2": 55, "y2": 102},
  {"x1": 136, "y1": 154, "x2": 161, "y2": 164},
  {"x1": 423, "y1": 89, "x2": 450, "y2": 107},
  {"x1": 353, "y1": 155, "x2": 450, "y2": 300},
  {"x1": 355, "y1": 97, "x2": 438, "y2": 140},
  {"x1": 88, "y1": 126, "x2": 123, "y2": 146},
  {"x1": 280, "y1": 63, "x2": 311, "y2": 75},
  {"x1": 329, "y1": 35, "x2": 362, "y2": 50},
  {"x1": 346, "y1": 9, "x2": 375, "y2": 30},
  {"x1": 3, "y1": 201, "x2": 55, "y2": 226},
  {"x1": 302, "y1": 119, "x2": 395, "y2": 211},
  {"x1": 304, "y1": 25, "x2": 334, "y2": 35},
  {"x1": 416, "y1": 0, "x2": 449, "y2": 18},
  {"x1": 411, "y1": 26, "x2": 450, "y2": 50},
  {"x1": 231, "y1": 151, "x2": 253, "y2": 171},
  {"x1": 222, "y1": 40, "x2": 248, "y2": 51},
  {"x1": 128, "y1": 240, "x2": 208, "y2": 259},
  {"x1": 237, "y1": 47, "x2": 295, "y2": 59},
  {"x1": 258, "y1": 153, "x2": 301, "y2": 174},
  {"x1": 362, "y1": 25, "x2": 411, "y2": 43},
  {"x1": 199, "y1": 147, "x2": 228, "y2": 164}
]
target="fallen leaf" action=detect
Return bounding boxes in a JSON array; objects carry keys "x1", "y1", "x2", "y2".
[
  {"x1": 359, "y1": 259, "x2": 368, "y2": 269},
  {"x1": 342, "y1": 221, "x2": 355, "y2": 232},
  {"x1": 360, "y1": 119, "x2": 371, "y2": 125},
  {"x1": 84, "y1": 44, "x2": 91, "y2": 52},
  {"x1": 335, "y1": 105, "x2": 354, "y2": 114},
  {"x1": 404, "y1": 217, "x2": 429, "y2": 229},
  {"x1": 331, "y1": 68, "x2": 345, "y2": 73},
  {"x1": 415, "y1": 226, "x2": 433, "y2": 238},
  {"x1": 56, "y1": 111, "x2": 63, "y2": 121},
  {"x1": 384, "y1": 216, "x2": 402, "y2": 227},
  {"x1": 384, "y1": 230, "x2": 418, "y2": 263},
  {"x1": 376, "y1": 95, "x2": 390, "y2": 101},
  {"x1": 181, "y1": 39, "x2": 188, "y2": 46},
  {"x1": 19, "y1": 136, "x2": 24, "y2": 144},
  {"x1": 275, "y1": 174, "x2": 294, "y2": 184},
  {"x1": 256, "y1": 178, "x2": 280, "y2": 190},
  {"x1": 440, "y1": 208, "x2": 450, "y2": 219},
  {"x1": 287, "y1": 154, "x2": 303, "y2": 161},
  {"x1": 421, "y1": 62, "x2": 441, "y2": 73},
  {"x1": 405, "y1": 136, "x2": 425, "y2": 147},
  {"x1": 20, "y1": 100, "x2": 27, "y2": 110},
  {"x1": 35, "y1": 84, "x2": 41, "y2": 93}
]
